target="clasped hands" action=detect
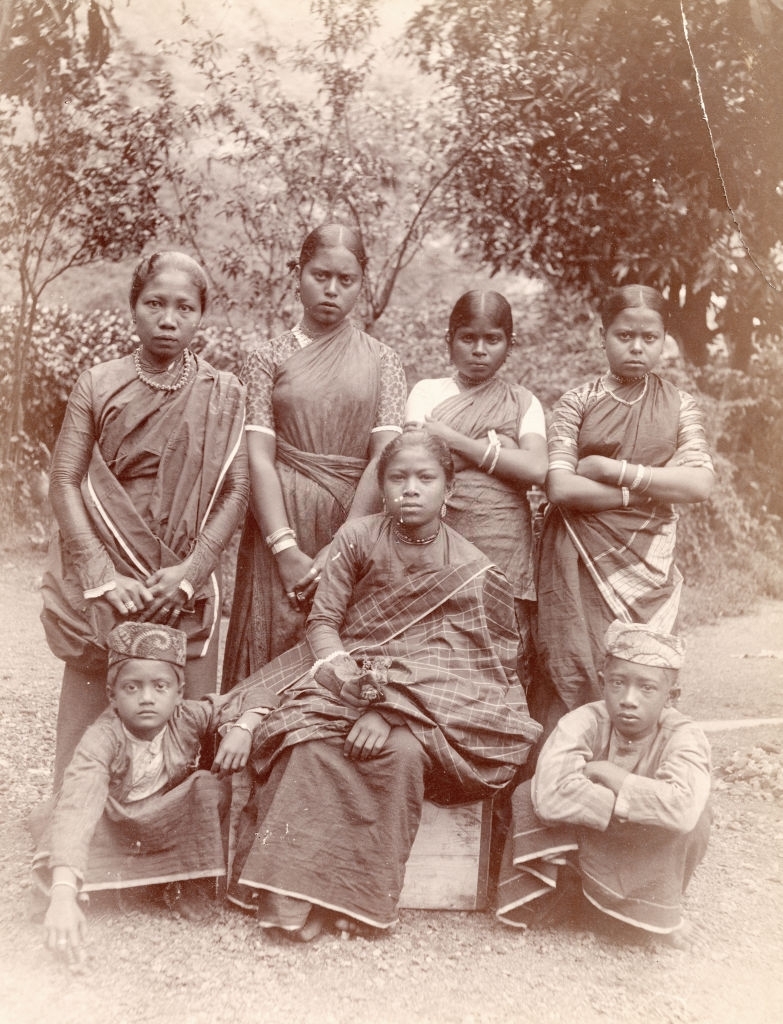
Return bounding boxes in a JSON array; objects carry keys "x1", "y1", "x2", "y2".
[{"x1": 101, "y1": 564, "x2": 191, "y2": 625}]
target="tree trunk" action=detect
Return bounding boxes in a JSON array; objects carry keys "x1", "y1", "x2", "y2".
[{"x1": 669, "y1": 288, "x2": 714, "y2": 365}]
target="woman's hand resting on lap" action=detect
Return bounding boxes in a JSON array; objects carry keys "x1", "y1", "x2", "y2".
[{"x1": 344, "y1": 711, "x2": 390, "y2": 760}]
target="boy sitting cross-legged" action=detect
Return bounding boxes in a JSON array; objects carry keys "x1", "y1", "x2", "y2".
[
  {"x1": 33, "y1": 622, "x2": 261, "y2": 962},
  {"x1": 496, "y1": 620, "x2": 711, "y2": 947}
]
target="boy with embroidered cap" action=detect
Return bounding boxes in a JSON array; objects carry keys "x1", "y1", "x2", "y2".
[
  {"x1": 33, "y1": 622, "x2": 261, "y2": 961},
  {"x1": 496, "y1": 620, "x2": 711, "y2": 947}
]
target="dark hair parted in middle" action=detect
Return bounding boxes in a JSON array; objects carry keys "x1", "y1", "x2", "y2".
[
  {"x1": 129, "y1": 251, "x2": 209, "y2": 314},
  {"x1": 376, "y1": 428, "x2": 455, "y2": 488},
  {"x1": 447, "y1": 290, "x2": 514, "y2": 346},
  {"x1": 295, "y1": 223, "x2": 369, "y2": 275},
  {"x1": 599, "y1": 285, "x2": 668, "y2": 330}
]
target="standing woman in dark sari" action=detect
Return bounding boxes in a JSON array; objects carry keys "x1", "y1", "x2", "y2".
[
  {"x1": 405, "y1": 291, "x2": 548, "y2": 682},
  {"x1": 531, "y1": 285, "x2": 714, "y2": 738},
  {"x1": 222, "y1": 224, "x2": 406, "y2": 688},
  {"x1": 42, "y1": 252, "x2": 249, "y2": 789}
]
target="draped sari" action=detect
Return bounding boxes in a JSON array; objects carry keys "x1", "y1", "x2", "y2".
[
  {"x1": 535, "y1": 374, "x2": 713, "y2": 717},
  {"x1": 225, "y1": 516, "x2": 541, "y2": 927},
  {"x1": 222, "y1": 323, "x2": 404, "y2": 687},
  {"x1": 422, "y1": 376, "x2": 537, "y2": 601},
  {"x1": 41, "y1": 355, "x2": 247, "y2": 674}
]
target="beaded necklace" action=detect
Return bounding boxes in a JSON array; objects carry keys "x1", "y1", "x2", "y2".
[
  {"x1": 133, "y1": 348, "x2": 192, "y2": 393},
  {"x1": 599, "y1": 372, "x2": 649, "y2": 407},
  {"x1": 455, "y1": 371, "x2": 484, "y2": 390},
  {"x1": 392, "y1": 524, "x2": 441, "y2": 546}
]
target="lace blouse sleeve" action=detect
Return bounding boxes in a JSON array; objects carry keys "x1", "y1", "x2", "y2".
[
  {"x1": 241, "y1": 345, "x2": 277, "y2": 434},
  {"x1": 372, "y1": 344, "x2": 406, "y2": 433}
]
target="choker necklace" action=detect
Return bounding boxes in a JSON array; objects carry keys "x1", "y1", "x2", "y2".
[
  {"x1": 599, "y1": 372, "x2": 648, "y2": 407},
  {"x1": 393, "y1": 524, "x2": 441, "y2": 546},
  {"x1": 456, "y1": 371, "x2": 484, "y2": 389},
  {"x1": 134, "y1": 348, "x2": 192, "y2": 392},
  {"x1": 292, "y1": 321, "x2": 345, "y2": 348}
]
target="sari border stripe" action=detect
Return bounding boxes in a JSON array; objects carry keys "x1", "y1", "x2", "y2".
[{"x1": 85, "y1": 472, "x2": 151, "y2": 578}]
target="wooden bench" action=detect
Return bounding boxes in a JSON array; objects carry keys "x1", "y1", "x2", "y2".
[{"x1": 399, "y1": 799, "x2": 493, "y2": 911}]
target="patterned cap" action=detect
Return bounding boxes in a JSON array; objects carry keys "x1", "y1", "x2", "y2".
[
  {"x1": 605, "y1": 620, "x2": 684, "y2": 670},
  {"x1": 107, "y1": 622, "x2": 187, "y2": 668}
]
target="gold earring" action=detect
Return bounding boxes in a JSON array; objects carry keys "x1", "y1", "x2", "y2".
[{"x1": 440, "y1": 502, "x2": 447, "y2": 520}]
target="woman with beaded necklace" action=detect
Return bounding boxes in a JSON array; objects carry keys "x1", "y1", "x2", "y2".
[
  {"x1": 221, "y1": 224, "x2": 406, "y2": 689},
  {"x1": 530, "y1": 285, "x2": 714, "y2": 742},
  {"x1": 41, "y1": 251, "x2": 248, "y2": 789}
]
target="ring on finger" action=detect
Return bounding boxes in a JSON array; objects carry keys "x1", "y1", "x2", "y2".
[{"x1": 124, "y1": 601, "x2": 135, "y2": 613}]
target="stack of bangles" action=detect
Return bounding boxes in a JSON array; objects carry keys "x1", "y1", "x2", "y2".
[
  {"x1": 617, "y1": 460, "x2": 654, "y2": 507},
  {"x1": 266, "y1": 526, "x2": 297, "y2": 555},
  {"x1": 478, "y1": 429, "x2": 502, "y2": 475}
]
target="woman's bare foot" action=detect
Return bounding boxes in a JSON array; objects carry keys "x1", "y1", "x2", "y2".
[
  {"x1": 288, "y1": 907, "x2": 326, "y2": 943},
  {"x1": 333, "y1": 915, "x2": 381, "y2": 940}
]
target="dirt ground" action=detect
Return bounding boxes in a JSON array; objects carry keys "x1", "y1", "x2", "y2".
[{"x1": 0, "y1": 545, "x2": 782, "y2": 1024}]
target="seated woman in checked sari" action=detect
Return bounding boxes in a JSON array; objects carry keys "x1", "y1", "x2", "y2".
[{"x1": 217, "y1": 431, "x2": 541, "y2": 940}]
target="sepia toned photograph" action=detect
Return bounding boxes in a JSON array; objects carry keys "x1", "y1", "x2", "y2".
[{"x1": 0, "y1": 2, "x2": 781, "y2": 1021}]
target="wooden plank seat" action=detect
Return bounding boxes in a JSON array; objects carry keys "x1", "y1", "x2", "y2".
[{"x1": 399, "y1": 798, "x2": 493, "y2": 911}]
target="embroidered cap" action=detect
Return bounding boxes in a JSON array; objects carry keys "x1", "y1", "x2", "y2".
[
  {"x1": 605, "y1": 620, "x2": 684, "y2": 671},
  {"x1": 107, "y1": 622, "x2": 187, "y2": 668}
]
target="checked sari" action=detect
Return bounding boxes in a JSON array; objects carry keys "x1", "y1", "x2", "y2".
[{"x1": 226, "y1": 516, "x2": 541, "y2": 928}]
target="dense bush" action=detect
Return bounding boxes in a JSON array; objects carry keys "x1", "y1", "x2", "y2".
[{"x1": 2, "y1": 302, "x2": 781, "y2": 623}]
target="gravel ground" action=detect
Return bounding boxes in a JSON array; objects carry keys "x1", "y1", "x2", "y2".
[{"x1": 1, "y1": 546, "x2": 782, "y2": 1024}]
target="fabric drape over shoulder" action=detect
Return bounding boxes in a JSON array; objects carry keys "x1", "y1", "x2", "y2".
[
  {"x1": 222, "y1": 324, "x2": 405, "y2": 686},
  {"x1": 41, "y1": 354, "x2": 247, "y2": 672},
  {"x1": 226, "y1": 516, "x2": 540, "y2": 930},
  {"x1": 229, "y1": 517, "x2": 541, "y2": 801},
  {"x1": 422, "y1": 376, "x2": 538, "y2": 601},
  {"x1": 536, "y1": 373, "x2": 713, "y2": 712}
]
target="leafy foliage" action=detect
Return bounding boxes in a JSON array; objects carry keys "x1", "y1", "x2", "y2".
[
  {"x1": 404, "y1": 0, "x2": 783, "y2": 369},
  {"x1": 151, "y1": 0, "x2": 465, "y2": 334},
  {"x1": 0, "y1": 23, "x2": 170, "y2": 468}
]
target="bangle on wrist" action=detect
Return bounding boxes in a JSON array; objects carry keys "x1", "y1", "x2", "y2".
[
  {"x1": 311, "y1": 650, "x2": 349, "y2": 677},
  {"x1": 638, "y1": 466, "x2": 653, "y2": 493},
  {"x1": 629, "y1": 464, "x2": 645, "y2": 490},
  {"x1": 621, "y1": 486, "x2": 630, "y2": 507},
  {"x1": 271, "y1": 536, "x2": 298, "y2": 556},
  {"x1": 478, "y1": 442, "x2": 494, "y2": 470},
  {"x1": 487, "y1": 444, "x2": 502, "y2": 475},
  {"x1": 230, "y1": 721, "x2": 254, "y2": 737},
  {"x1": 49, "y1": 879, "x2": 78, "y2": 896},
  {"x1": 266, "y1": 527, "x2": 295, "y2": 549},
  {"x1": 617, "y1": 459, "x2": 628, "y2": 486}
]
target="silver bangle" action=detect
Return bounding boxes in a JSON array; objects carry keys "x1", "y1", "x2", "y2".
[
  {"x1": 230, "y1": 721, "x2": 254, "y2": 737},
  {"x1": 621, "y1": 486, "x2": 630, "y2": 507}
]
